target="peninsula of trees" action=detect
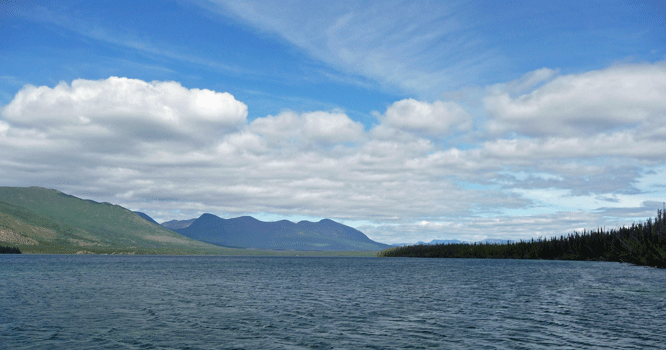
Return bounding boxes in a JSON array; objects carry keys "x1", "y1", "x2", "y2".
[
  {"x1": 379, "y1": 210, "x2": 666, "y2": 268},
  {"x1": 0, "y1": 245, "x2": 21, "y2": 254}
]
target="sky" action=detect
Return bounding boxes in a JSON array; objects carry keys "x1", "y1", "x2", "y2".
[{"x1": 1, "y1": 0, "x2": 666, "y2": 244}]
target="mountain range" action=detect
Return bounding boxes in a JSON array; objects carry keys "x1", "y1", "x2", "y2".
[
  {"x1": 392, "y1": 238, "x2": 512, "y2": 247},
  {"x1": 0, "y1": 186, "x2": 389, "y2": 254},
  {"x1": 0, "y1": 187, "x2": 234, "y2": 254},
  {"x1": 164, "y1": 213, "x2": 390, "y2": 251}
]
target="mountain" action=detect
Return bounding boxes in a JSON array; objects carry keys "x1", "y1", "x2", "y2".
[
  {"x1": 161, "y1": 218, "x2": 197, "y2": 230},
  {"x1": 479, "y1": 239, "x2": 512, "y2": 244},
  {"x1": 393, "y1": 239, "x2": 511, "y2": 247},
  {"x1": 172, "y1": 213, "x2": 390, "y2": 251},
  {"x1": 391, "y1": 239, "x2": 463, "y2": 247},
  {"x1": 0, "y1": 187, "x2": 239, "y2": 255},
  {"x1": 417, "y1": 239, "x2": 464, "y2": 245},
  {"x1": 134, "y1": 211, "x2": 159, "y2": 225}
]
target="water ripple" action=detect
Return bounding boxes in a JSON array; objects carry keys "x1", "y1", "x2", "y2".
[{"x1": 1, "y1": 256, "x2": 665, "y2": 349}]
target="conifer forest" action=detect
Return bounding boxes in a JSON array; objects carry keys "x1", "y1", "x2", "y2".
[{"x1": 379, "y1": 210, "x2": 666, "y2": 268}]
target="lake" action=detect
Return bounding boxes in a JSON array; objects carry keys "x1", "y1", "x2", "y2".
[{"x1": 1, "y1": 255, "x2": 664, "y2": 349}]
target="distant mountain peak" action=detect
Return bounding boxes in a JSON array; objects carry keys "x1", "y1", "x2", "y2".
[
  {"x1": 199, "y1": 213, "x2": 219, "y2": 219},
  {"x1": 171, "y1": 214, "x2": 389, "y2": 251}
]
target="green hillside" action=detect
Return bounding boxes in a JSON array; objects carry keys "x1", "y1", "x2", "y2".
[{"x1": 0, "y1": 187, "x2": 242, "y2": 254}]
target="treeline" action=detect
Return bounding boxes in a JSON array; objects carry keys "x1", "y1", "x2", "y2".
[
  {"x1": 379, "y1": 210, "x2": 666, "y2": 268},
  {"x1": 0, "y1": 245, "x2": 22, "y2": 254}
]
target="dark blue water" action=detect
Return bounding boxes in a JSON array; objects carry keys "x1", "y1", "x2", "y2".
[{"x1": 1, "y1": 256, "x2": 664, "y2": 349}]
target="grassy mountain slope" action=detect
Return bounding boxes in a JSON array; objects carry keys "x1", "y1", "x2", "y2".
[
  {"x1": 0, "y1": 187, "x2": 240, "y2": 254},
  {"x1": 174, "y1": 213, "x2": 390, "y2": 251}
]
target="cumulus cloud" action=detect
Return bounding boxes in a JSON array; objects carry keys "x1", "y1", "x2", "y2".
[
  {"x1": 485, "y1": 62, "x2": 666, "y2": 136},
  {"x1": 479, "y1": 132, "x2": 666, "y2": 160},
  {"x1": 375, "y1": 98, "x2": 472, "y2": 136},
  {"x1": 1, "y1": 70, "x2": 664, "y2": 244},
  {"x1": 217, "y1": 132, "x2": 267, "y2": 156},
  {"x1": 250, "y1": 110, "x2": 365, "y2": 145},
  {"x1": 2, "y1": 77, "x2": 248, "y2": 140},
  {"x1": 0, "y1": 77, "x2": 489, "y2": 235}
]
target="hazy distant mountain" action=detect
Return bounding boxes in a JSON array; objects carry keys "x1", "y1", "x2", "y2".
[
  {"x1": 478, "y1": 238, "x2": 512, "y2": 244},
  {"x1": 161, "y1": 218, "x2": 197, "y2": 230},
  {"x1": 393, "y1": 239, "x2": 509, "y2": 247},
  {"x1": 391, "y1": 239, "x2": 464, "y2": 247},
  {"x1": 421, "y1": 239, "x2": 464, "y2": 245},
  {"x1": 172, "y1": 213, "x2": 390, "y2": 251},
  {"x1": 0, "y1": 187, "x2": 241, "y2": 255}
]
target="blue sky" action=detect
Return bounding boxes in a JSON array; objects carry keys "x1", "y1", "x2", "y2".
[{"x1": 1, "y1": 0, "x2": 665, "y2": 243}]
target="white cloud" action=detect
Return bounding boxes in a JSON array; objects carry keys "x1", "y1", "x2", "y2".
[
  {"x1": 360, "y1": 211, "x2": 599, "y2": 244},
  {"x1": 217, "y1": 132, "x2": 267, "y2": 156},
  {"x1": 1, "y1": 69, "x2": 664, "y2": 244},
  {"x1": 479, "y1": 131, "x2": 666, "y2": 160},
  {"x1": 377, "y1": 98, "x2": 472, "y2": 136},
  {"x1": 302, "y1": 111, "x2": 365, "y2": 144},
  {"x1": 250, "y1": 110, "x2": 365, "y2": 145},
  {"x1": 485, "y1": 62, "x2": 666, "y2": 136},
  {"x1": 2, "y1": 77, "x2": 248, "y2": 140}
]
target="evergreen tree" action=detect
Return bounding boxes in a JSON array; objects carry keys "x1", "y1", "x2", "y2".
[{"x1": 379, "y1": 210, "x2": 666, "y2": 268}]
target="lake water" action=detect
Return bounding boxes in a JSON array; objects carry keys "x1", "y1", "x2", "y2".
[{"x1": 1, "y1": 255, "x2": 665, "y2": 349}]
